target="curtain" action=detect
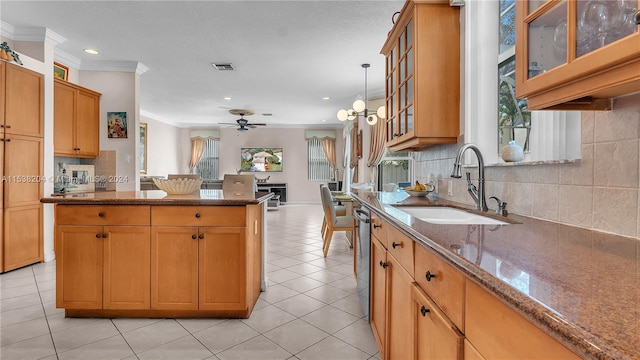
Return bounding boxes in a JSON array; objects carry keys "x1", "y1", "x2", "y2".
[
  {"x1": 189, "y1": 137, "x2": 206, "y2": 172},
  {"x1": 367, "y1": 119, "x2": 386, "y2": 168},
  {"x1": 350, "y1": 125, "x2": 359, "y2": 183},
  {"x1": 320, "y1": 137, "x2": 336, "y2": 171},
  {"x1": 343, "y1": 122, "x2": 353, "y2": 192}
]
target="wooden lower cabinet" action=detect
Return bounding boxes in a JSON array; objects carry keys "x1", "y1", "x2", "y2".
[
  {"x1": 412, "y1": 283, "x2": 464, "y2": 360},
  {"x1": 56, "y1": 225, "x2": 150, "y2": 310},
  {"x1": 4, "y1": 205, "x2": 42, "y2": 271},
  {"x1": 465, "y1": 281, "x2": 580, "y2": 359},
  {"x1": 370, "y1": 236, "x2": 415, "y2": 360},
  {"x1": 463, "y1": 339, "x2": 485, "y2": 360}
]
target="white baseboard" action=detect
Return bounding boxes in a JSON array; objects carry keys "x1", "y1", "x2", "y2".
[{"x1": 44, "y1": 251, "x2": 56, "y2": 263}]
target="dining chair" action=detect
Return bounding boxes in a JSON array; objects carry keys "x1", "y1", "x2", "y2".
[
  {"x1": 320, "y1": 184, "x2": 346, "y2": 239},
  {"x1": 321, "y1": 185, "x2": 354, "y2": 257}
]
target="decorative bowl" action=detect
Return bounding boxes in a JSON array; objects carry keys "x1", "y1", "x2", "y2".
[
  {"x1": 403, "y1": 189, "x2": 433, "y2": 197},
  {"x1": 153, "y1": 178, "x2": 203, "y2": 194}
]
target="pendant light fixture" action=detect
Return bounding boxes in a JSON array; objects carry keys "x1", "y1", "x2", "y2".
[{"x1": 337, "y1": 63, "x2": 386, "y2": 125}]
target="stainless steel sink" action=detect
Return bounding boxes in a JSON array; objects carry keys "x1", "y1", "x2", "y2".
[{"x1": 393, "y1": 206, "x2": 509, "y2": 225}]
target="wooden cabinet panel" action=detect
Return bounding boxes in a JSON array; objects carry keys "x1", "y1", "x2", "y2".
[
  {"x1": 3, "y1": 63, "x2": 43, "y2": 137},
  {"x1": 151, "y1": 226, "x2": 199, "y2": 310},
  {"x1": 152, "y1": 205, "x2": 245, "y2": 227},
  {"x1": 464, "y1": 339, "x2": 485, "y2": 360},
  {"x1": 55, "y1": 225, "x2": 103, "y2": 309},
  {"x1": 0, "y1": 62, "x2": 4, "y2": 134},
  {"x1": 3, "y1": 135, "x2": 43, "y2": 207},
  {"x1": 370, "y1": 212, "x2": 388, "y2": 248},
  {"x1": 412, "y1": 283, "x2": 463, "y2": 360},
  {"x1": 103, "y1": 226, "x2": 151, "y2": 310},
  {"x1": 386, "y1": 225, "x2": 414, "y2": 277},
  {"x1": 465, "y1": 281, "x2": 580, "y2": 359},
  {"x1": 386, "y1": 253, "x2": 415, "y2": 360},
  {"x1": 57, "y1": 205, "x2": 150, "y2": 226},
  {"x1": 370, "y1": 237, "x2": 387, "y2": 356},
  {"x1": 53, "y1": 79, "x2": 100, "y2": 158},
  {"x1": 415, "y1": 243, "x2": 465, "y2": 331},
  {"x1": 199, "y1": 227, "x2": 246, "y2": 310},
  {"x1": 4, "y1": 205, "x2": 42, "y2": 271}
]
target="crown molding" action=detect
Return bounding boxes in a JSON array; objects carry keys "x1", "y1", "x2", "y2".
[
  {"x1": 81, "y1": 60, "x2": 149, "y2": 74},
  {"x1": 0, "y1": 22, "x2": 67, "y2": 46},
  {"x1": 54, "y1": 48, "x2": 81, "y2": 68},
  {"x1": 1, "y1": 21, "x2": 16, "y2": 39}
]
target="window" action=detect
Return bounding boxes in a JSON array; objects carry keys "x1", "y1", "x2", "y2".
[
  {"x1": 498, "y1": 0, "x2": 531, "y2": 153},
  {"x1": 194, "y1": 138, "x2": 219, "y2": 180},
  {"x1": 307, "y1": 137, "x2": 331, "y2": 180},
  {"x1": 378, "y1": 149, "x2": 412, "y2": 186}
]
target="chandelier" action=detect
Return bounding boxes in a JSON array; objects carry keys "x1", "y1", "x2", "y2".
[{"x1": 337, "y1": 63, "x2": 386, "y2": 125}]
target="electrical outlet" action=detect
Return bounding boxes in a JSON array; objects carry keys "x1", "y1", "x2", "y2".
[{"x1": 448, "y1": 180, "x2": 453, "y2": 196}]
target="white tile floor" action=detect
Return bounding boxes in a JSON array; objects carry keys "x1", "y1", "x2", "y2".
[{"x1": 0, "y1": 204, "x2": 380, "y2": 360}]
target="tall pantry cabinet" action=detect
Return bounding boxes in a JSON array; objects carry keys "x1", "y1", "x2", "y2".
[{"x1": 0, "y1": 61, "x2": 44, "y2": 272}]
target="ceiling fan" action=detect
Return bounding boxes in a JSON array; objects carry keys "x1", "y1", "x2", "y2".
[{"x1": 220, "y1": 109, "x2": 267, "y2": 131}]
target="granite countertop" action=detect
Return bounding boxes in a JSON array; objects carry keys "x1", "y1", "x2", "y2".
[
  {"x1": 41, "y1": 190, "x2": 273, "y2": 205},
  {"x1": 353, "y1": 191, "x2": 639, "y2": 360}
]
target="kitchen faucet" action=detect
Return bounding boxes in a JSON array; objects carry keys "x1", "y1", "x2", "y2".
[{"x1": 451, "y1": 143, "x2": 488, "y2": 212}]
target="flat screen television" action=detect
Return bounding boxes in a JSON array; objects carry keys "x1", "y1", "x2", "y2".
[{"x1": 240, "y1": 147, "x2": 283, "y2": 172}]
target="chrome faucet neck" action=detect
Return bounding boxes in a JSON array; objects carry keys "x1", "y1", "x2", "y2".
[{"x1": 451, "y1": 143, "x2": 488, "y2": 212}]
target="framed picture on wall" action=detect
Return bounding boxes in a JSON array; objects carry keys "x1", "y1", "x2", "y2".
[
  {"x1": 140, "y1": 123, "x2": 147, "y2": 174},
  {"x1": 107, "y1": 112, "x2": 128, "y2": 138},
  {"x1": 53, "y1": 62, "x2": 68, "y2": 81}
]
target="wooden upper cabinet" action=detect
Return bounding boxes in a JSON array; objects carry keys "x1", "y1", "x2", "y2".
[
  {"x1": 515, "y1": 0, "x2": 640, "y2": 110},
  {"x1": 3, "y1": 62, "x2": 43, "y2": 137},
  {"x1": 381, "y1": 0, "x2": 460, "y2": 152},
  {"x1": 54, "y1": 79, "x2": 101, "y2": 158}
]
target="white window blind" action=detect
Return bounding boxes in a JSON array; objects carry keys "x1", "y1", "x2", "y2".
[
  {"x1": 307, "y1": 137, "x2": 331, "y2": 180},
  {"x1": 194, "y1": 138, "x2": 219, "y2": 180}
]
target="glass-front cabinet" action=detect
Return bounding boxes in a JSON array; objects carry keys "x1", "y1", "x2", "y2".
[
  {"x1": 381, "y1": 0, "x2": 460, "y2": 152},
  {"x1": 516, "y1": 0, "x2": 640, "y2": 110}
]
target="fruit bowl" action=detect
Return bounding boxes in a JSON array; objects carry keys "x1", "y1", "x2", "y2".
[
  {"x1": 153, "y1": 178, "x2": 203, "y2": 194},
  {"x1": 404, "y1": 189, "x2": 433, "y2": 197}
]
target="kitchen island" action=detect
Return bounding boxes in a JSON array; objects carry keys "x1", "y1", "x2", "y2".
[
  {"x1": 41, "y1": 190, "x2": 272, "y2": 319},
  {"x1": 354, "y1": 190, "x2": 638, "y2": 360}
]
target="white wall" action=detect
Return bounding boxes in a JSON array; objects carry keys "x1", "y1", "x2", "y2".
[
  {"x1": 141, "y1": 115, "x2": 184, "y2": 176},
  {"x1": 79, "y1": 71, "x2": 137, "y2": 191},
  {"x1": 210, "y1": 127, "x2": 344, "y2": 203}
]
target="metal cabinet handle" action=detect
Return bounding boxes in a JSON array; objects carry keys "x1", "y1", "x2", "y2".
[
  {"x1": 73, "y1": 147, "x2": 80, "y2": 151},
  {"x1": 95, "y1": 233, "x2": 101, "y2": 238},
  {"x1": 191, "y1": 234, "x2": 197, "y2": 239},
  {"x1": 195, "y1": 213, "x2": 201, "y2": 218},
  {"x1": 425, "y1": 271, "x2": 437, "y2": 281},
  {"x1": 101, "y1": 233, "x2": 107, "y2": 238},
  {"x1": 420, "y1": 305, "x2": 430, "y2": 316},
  {"x1": 4, "y1": 125, "x2": 11, "y2": 129},
  {"x1": 392, "y1": 241, "x2": 402, "y2": 249},
  {"x1": 4, "y1": 138, "x2": 10, "y2": 142},
  {"x1": 98, "y1": 212, "x2": 105, "y2": 217},
  {"x1": 198, "y1": 234, "x2": 204, "y2": 239},
  {"x1": 379, "y1": 261, "x2": 389, "y2": 269},
  {"x1": 373, "y1": 224, "x2": 382, "y2": 229}
]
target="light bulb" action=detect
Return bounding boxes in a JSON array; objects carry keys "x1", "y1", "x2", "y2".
[
  {"x1": 353, "y1": 99, "x2": 366, "y2": 113},
  {"x1": 337, "y1": 109, "x2": 348, "y2": 121},
  {"x1": 347, "y1": 109, "x2": 357, "y2": 121},
  {"x1": 366, "y1": 114, "x2": 378, "y2": 125},
  {"x1": 377, "y1": 106, "x2": 386, "y2": 119}
]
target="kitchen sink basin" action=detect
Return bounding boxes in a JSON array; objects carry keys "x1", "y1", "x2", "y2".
[{"x1": 394, "y1": 206, "x2": 509, "y2": 225}]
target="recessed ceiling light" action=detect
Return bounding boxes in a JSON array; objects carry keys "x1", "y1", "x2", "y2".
[
  {"x1": 322, "y1": 119, "x2": 326, "y2": 122},
  {"x1": 322, "y1": 97, "x2": 330, "y2": 100},
  {"x1": 83, "y1": 49, "x2": 99, "y2": 55},
  {"x1": 223, "y1": 97, "x2": 231, "y2": 100}
]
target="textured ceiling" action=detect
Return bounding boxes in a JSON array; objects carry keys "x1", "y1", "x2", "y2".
[{"x1": 1, "y1": 0, "x2": 405, "y2": 129}]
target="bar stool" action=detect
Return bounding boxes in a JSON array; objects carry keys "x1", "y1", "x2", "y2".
[{"x1": 320, "y1": 185, "x2": 354, "y2": 257}]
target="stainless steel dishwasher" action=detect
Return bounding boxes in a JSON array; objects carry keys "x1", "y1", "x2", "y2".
[{"x1": 354, "y1": 206, "x2": 371, "y2": 320}]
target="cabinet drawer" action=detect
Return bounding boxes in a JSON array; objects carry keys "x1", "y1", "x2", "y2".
[
  {"x1": 370, "y1": 212, "x2": 388, "y2": 248},
  {"x1": 386, "y1": 225, "x2": 414, "y2": 277},
  {"x1": 152, "y1": 206, "x2": 245, "y2": 227},
  {"x1": 56, "y1": 205, "x2": 150, "y2": 226},
  {"x1": 414, "y1": 243, "x2": 464, "y2": 331},
  {"x1": 465, "y1": 281, "x2": 580, "y2": 360}
]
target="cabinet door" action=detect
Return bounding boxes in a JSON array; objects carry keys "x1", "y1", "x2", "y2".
[
  {"x1": 75, "y1": 90, "x2": 100, "y2": 157},
  {"x1": 3, "y1": 205, "x2": 42, "y2": 272},
  {"x1": 0, "y1": 62, "x2": 4, "y2": 135},
  {"x1": 4, "y1": 63, "x2": 43, "y2": 137},
  {"x1": 53, "y1": 81, "x2": 77, "y2": 156},
  {"x1": 370, "y1": 237, "x2": 387, "y2": 356},
  {"x1": 412, "y1": 283, "x2": 463, "y2": 360},
  {"x1": 386, "y1": 253, "x2": 414, "y2": 360},
  {"x1": 151, "y1": 226, "x2": 198, "y2": 310},
  {"x1": 103, "y1": 226, "x2": 151, "y2": 310},
  {"x1": 199, "y1": 227, "x2": 246, "y2": 310},
  {"x1": 3, "y1": 135, "x2": 43, "y2": 207},
  {"x1": 55, "y1": 225, "x2": 103, "y2": 309}
]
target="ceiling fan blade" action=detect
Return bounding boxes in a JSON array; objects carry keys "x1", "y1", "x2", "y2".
[
  {"x1": 247, "y1": 123, "x2": 267, "y2": 126},
  {"x1": 219, "y1": 122, "x2": 239, "y2": 125}
]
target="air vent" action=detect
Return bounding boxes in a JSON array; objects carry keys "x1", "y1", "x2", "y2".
[
  {"x1": 212, "y1": 63, "x2": 234, "y2": 71},
  {"x1": 262, "y1": 113, "x2": 273, "y2": 117}
]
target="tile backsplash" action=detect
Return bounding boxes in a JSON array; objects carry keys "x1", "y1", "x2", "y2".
[{"x1": 414, "y1": 93, "x2": 640, "y2": 238}]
